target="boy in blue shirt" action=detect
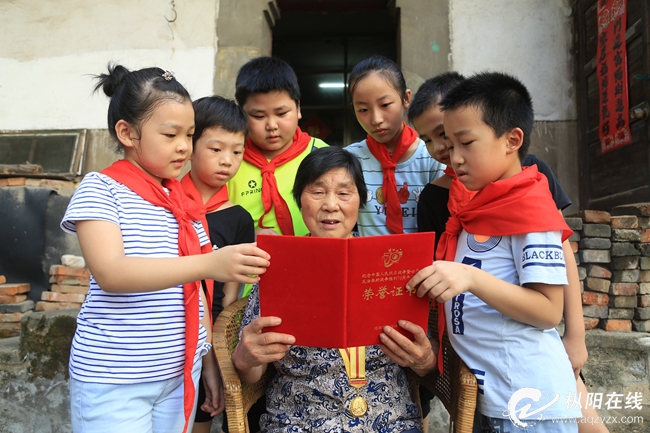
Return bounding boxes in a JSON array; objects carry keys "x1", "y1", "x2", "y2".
[{"x1": 407, "y1": 72, "x2": 581, "y2": 432}]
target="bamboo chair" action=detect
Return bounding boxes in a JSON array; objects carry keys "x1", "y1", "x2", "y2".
[{"x1": 213, "y1": 297, "x2": 477, "y2": 433}]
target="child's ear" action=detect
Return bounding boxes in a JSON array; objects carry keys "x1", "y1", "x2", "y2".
[
  {"x1": 115, "y1": 120, "x2": 138, "y2": 149},
  {"x1": 402, "y1": 89, "x2": 413, "y2": 109},
  {"x1": 296, "y1": 101, "x2": 302, "y2": 120},
  {"x1": 505, "y1": 128, "x2": 524, "y2": 155}
]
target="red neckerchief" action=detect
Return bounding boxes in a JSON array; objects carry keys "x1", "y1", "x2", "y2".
[
  {"x1": 102, "y1": 160, "x2": 212, "y2": 433},
  {"x1": 180, "y1": 172, "x2": 229, "y2": 238},
  {"x1": 433, "y1": 165, "x2": 572, "y2": 374},
  {"x1": 366, "y1": 122, "x2": 418, "y2": 234},
  {"x1": 443, "y1": 166, "x2": 477, "y2": 218},
  {"x1": 243, "y1": 126, "x2": 312, "y2": 235}
]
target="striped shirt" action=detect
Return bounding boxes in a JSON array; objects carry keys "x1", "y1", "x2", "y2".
[
  {"x1": 61, "y1": 172, "x2": 210, "y2": 384},
  {"x1": 345, "y1": 139, "x2": 445, "y2": 236}
]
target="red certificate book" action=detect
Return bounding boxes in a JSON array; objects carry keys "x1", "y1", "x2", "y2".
[{"x1": 257, "y1": 232, "x2": 435, "y2": 348}]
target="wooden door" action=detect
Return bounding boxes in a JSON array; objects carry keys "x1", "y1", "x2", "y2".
[{"x1": 575, "y1": 0, "x2": 650, "y2": 210}]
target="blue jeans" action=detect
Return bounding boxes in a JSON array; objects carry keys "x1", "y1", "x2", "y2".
[
  {"x1": 70, "y1": 360, "x2": 202, "y2": 433},
  {"x1": 473, "y1": 411, "x2": 578, "y2": 433}
]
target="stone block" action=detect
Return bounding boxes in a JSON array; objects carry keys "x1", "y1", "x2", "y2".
[
  {"x1": 608, "y1": 308, "x2": 634, "y2": 320},
  {"x1": 635, "y1": 308, "x2": 650, "y2": 320},
  {"x1": 611, "y1": 256, "x2": 639, "y2": 270},
  {"x1": 611, "y1": 243, "x2": 640, "y2": 257},
  {"x1": 612, "y1": 270, "x2": 640, "y2": 283},
  {"x1": 0, "y1": 283, "x2": 30, "y2": 296},
  {"x1": 50, "y1": 284, "x2": 89, "y2": 295},
  {"x1": 574, "y1": 253, "x2": 580, "y2": 266},
  {"x1": 577, "y1": 210, "x2": 611, "y2": 224},
  {"x1": 586, "y1": 277, "x2": 610, "y2": 293},
  {"x1": 639, "y1": 244, "x2": 650, "y2": 256},
  {"x1": 61, "y1": 254, "x2": 86, "y2": 268},
  {"x1": 584, "y1": 317, "x2": 599, "y2": 329},
  {"x1": 587, "y1": 265, "x2": 612, "y2": 279},
  {"x1": 641, "y1": 270, "x2": 650, "y2": 282},
  {"x1": 640, "y1": 283, "x2": 650, "y2": 295},
  {"x1": 580, "y1": 238, "x2": 611, "y2": 250},
  {"x1": 600, "y1": 319, "x2": 632, "y2": 332},
  {"x1": 609, "y1": 295, "x2": 637, "y2": 308},
  {"x1": 579, "y1": 250, "x2": 610, "y2": 263},
  {"x1": 610, "y1": 283, "x2": 638, "y2": 296},
  {"x1": 0, "y1": 294, "x2": 27, "y2": 304},
  {"x1": 19, "y1": 310, "x2": 78, "y2": 379},
  {"x1": 49, "y1": 265, "x2": 90, "y2": 278},
  {"x1": 0, "y1": 312, "x2": 30, "y2": 323},
  {"x1": 583, "y1": 305, "x2": 608, "y2": 318},
  {"x1": 565, "y1": 217, "x2": 583, "y2": 231},
  {"x1": 640, "y1": 217, "x2": 650, "y2": 229},
  {"x1": 641, "y1": 257, "x2": 650, "y2": 270},
  {"x1": 49, "y1": 275, "x2": 90, "y2": 286},
  {"x1": 582, "y1": 224, "x2": 611, "y2": 238},
  {"x1": 34, "y1": 302, "x2": 82, "y2": 312},
  {"x1": 40, "y1": 292, "x2": 85, "y2": 303},
  {"x1": 0, "y1": 300, "x2": 34, "y2": 313},
  {"x1": 632, "y1": 320, "x2": 650, "y2": 332},
  {"x1": 611, "y1": 229, "x2": 641, "y2": 242},
  {"x1": 582, "y1": 291, "x2": 609, "y2": 306},
  {"x1": 580, "y1": 280, "x2": 584, "y2": 293},
  {"x1": 570, "y1": 242, "x2": 579, "y2": 253},
  {"x1": 611, "y1": 202, "x2": 650, "y2": 217},
  {"x1": 639, "y1": 295, "x2": 650, "y2": 308},
  {"x1": 611, "y1": 215, "x2": 639, "y2": 229},
  {"x1": 578, "y1": 266, "x2": 587, "y2": 281},
  {"x1": 568, "y1": 231, "x2": 581, "y2": 242}
]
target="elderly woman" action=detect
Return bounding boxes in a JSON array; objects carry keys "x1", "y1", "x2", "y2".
[{"x1": 231, "y1": 147, "x2": 437, "y2": 432}]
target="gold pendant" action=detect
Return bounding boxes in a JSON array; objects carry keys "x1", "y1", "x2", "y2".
[{"x1": 349, "y1": 395, "x2": 368, "y2": 417}]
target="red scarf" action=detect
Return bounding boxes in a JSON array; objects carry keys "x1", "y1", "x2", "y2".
[
  {"x1": 243, "y1": 126, "x2": 312, "y2": 235},
  {"x1": 102, "y1": 160, "x2": 212, "y2": 433},
  {"x1": 180, "y1": 172, "x2": 229, "y2": 238},
  {"x1": 433, "y1": 165, "x2": 572, "y2": 373},
  {"x1": 443, "y1": 166, "x2": 477, "y2": 218},
  {"x1": 366, "y1": 122, "x2": 418, "y2": 234}
]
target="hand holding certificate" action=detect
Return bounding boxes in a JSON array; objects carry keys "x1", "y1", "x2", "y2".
[{"x1": 257, "y1": 232, "x2": 435, "y2": 348}]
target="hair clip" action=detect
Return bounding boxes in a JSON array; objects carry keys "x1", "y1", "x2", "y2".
[{"x1": 162, "y1": 70, "x2": 175, "y2": 81}]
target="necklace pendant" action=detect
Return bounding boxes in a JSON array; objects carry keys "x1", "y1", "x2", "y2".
[{"x1": 349, "y1": 395, "x2": 368, "y2": 417}]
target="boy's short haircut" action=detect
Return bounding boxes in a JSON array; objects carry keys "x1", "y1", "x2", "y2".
[
  {"x1": 408, "y1": 72, "x2": 466, "y2": 123},
  {"x1": 234, "y1": 56, "x2": 301, "y2": 107},
  {"x1": 439, "y1": 71, "x2": 534, "y2": 159},
  {"x1": 192, "y1": 96, "x2": 249, "y2": 146}
]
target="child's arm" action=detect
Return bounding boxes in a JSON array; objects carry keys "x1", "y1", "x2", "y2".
[
  {"x1": 561, "y1": 237, "x2": 588, "y2": 377},
  {"x1": 222, "y1": 282, "x2": 239, "y2": 308},
  {"x1": 76, "y1": 220, "x2": 270, "y2": 293},
  {"x1": 408, "y1": 262, "x2": 564, "y2": 329},
  {"x1": 199, "y1": 288, "x2": 225, "y2": 416}
]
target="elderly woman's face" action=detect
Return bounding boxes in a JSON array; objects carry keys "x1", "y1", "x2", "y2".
[{"x1": 301, "y1": 167, "x2": 360, "y2": 238}]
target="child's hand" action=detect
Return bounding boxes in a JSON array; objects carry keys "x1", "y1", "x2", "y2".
[
  {"x1": 232, "y1": 316, "x2": 295, "y2": 379},
  {"x1": 255, "y1": 228, "x2": 280, "y2": 239},
  {"x1": 200, "y1": 352, "x2": 225, "y2": 416},
  {"x1": 378, "y1": 320, "x2": 437, "y2": 377},
  {"x1": 407, "y1": 261, "x2": 476, "y2": 302},
  {"x1": 561, "y1": 333, "x2": 588, "y2": 378},
  {"x1": 209, "y1": 243, "x2": 270, "y2": 284}
]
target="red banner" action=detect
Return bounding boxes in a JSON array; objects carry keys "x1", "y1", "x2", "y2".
[{"x1": 597, "y1": 0, "x2": 632, "y2": 153}]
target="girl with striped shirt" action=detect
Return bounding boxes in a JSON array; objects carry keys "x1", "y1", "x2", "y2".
[{"x1": 61, "y1": 64, "x2": 270, "y2": 433}]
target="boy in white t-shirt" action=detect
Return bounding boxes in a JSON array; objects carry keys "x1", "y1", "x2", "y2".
[{"x1": 407, "y1": 72, "x2": 581, "y2": 432}]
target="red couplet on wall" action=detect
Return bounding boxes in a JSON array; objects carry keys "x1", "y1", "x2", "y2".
[{"x1": 597, "y1": 0, "x2": 632, "y2": 153}]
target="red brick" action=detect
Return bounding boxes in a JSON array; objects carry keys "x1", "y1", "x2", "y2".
[
  {"x1": 586, "y1": 277, "x2": 610, "y2": 293},
  {"x1": 49, "y1": 275, "x2": 89, "y2": 285},
  {"x1": 41, "y1": 292, "x2": 85, "y2": 303},
  {"x1": 0, "y1": 312, "x2": 28, "y2": 323},
  {"x1": 584, "y1": 317, "x2": 600, "y2": 330},
  {"x1": 0, "y1": 329, "x2": 19, "y2": 338},
  {"x1": 0, "y1": 275, "x2": 5, "y2": 284},
  {"x1": 0, "y1": 177, "x2": 26, "y2": 187},
  {"x1": 642, "y1": 271, "x2": 650, "y2": 283},
  {"x1": 582, "y1": 292, "x2": 610, "y2": 306},
  {"x1": 49, "y1": 265, "x2": 90, "y2": 278},
  {"x1": 587, "y1": 265, "x2": 612, "y2": 279},
  {"x1": 610, "y1": 283, "x2": 639, "y2": 296},
  {"x1": 0, "y1": 295, "x2": 27, "y2": 304},
  {"x1": 611, "y1": 215, "x2": 639, "y2": 229},
  {"x1": 570, "y1": 242, "x2": 579, "y2": 253},
  {"x1": 37, "y1": 179, "x2": 75, "y2": 189},
  {"x1": 50, "y1": 284, "x2": 89, "y2": 295},
  {"x1": 0, "y1": 322, "x2": 21, "y2": 331},
  {"x1": 0, "y1": 283, "x2": 30, "y2": 296},
  {"x1": 600, "y1": 319, "x2": 632, "y2": 331},
  {"x1": 579, "y1": 210, "x2": 611, "y2": 224},
  {"x1": 639, "y1": 295, "x2": 650, "y2": 307},
  {"x1": 35, "y1": 301, "x2": 82, "y2": 312},
  {"x1": 640, "y1": 230, "x2": 650, "y2": 244}
]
